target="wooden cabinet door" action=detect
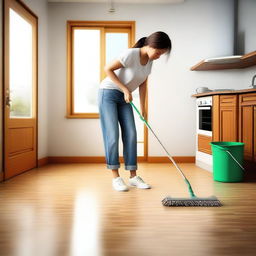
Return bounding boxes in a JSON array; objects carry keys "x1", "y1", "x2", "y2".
[
  {"x1": 212, "y1": 95, "x2": 220, "y2": 141},
  {"x1": 240, "y1": 105, "x2": 253, "y2": 161},
  {"x1": 198, "y1": 134, "x2": 212, "y2": 154},
  {"x1": 219, "y1": 106, "x2": 238, "y2": 141},
  {"x1": 241, "y1": 104, "x2": 256, "y2": 166},
  {"x1": 239, "y1": 93, "x2": 256, "y2": 162},
  {"x1": 219, "y1": 95, "x2": 238, "y2": 141},
  {"x1": 254, "y1": 106, "x2": 256, "y2": 162}
]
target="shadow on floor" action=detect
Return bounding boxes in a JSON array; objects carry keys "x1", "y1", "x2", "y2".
[{"x1": 243, "y1": 161, "x2": 256, "y2": 182}]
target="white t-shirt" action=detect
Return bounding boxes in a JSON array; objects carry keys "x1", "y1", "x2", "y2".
[{"x1": 100, "y1": 48, "x2": 153, "y2": 92}]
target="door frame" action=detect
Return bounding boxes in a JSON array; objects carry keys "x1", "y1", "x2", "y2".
[{"x1": 3, "y1": 0, "x2": 38, "y2": 180}]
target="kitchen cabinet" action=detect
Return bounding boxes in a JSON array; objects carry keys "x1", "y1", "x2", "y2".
[
  {"x1": 239, "y1": 93, "x2": 256, "y2": 162},
  {"x1": 194, "y1": 89, "x2": 256, "y2": 168}
]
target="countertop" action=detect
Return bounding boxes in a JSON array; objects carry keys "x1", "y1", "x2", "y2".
[{"x1": 191, "y1": 88, "x2": 256, "y2": 98}]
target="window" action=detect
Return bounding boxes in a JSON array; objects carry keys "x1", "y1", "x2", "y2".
[
  {"x1": 67, "y1": 21, "x2": 135, "y2": 118},
  {"x1": 67, "y1": 21, "x2": 146, "y2": 158}
]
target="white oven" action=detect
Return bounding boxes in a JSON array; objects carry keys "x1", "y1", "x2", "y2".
[
  {"x1": 196, "y1": 96, "x2": 213, "y2": 172},
  {"x1": 196, "y1": 96, "x2": 212, "y2": 136}
]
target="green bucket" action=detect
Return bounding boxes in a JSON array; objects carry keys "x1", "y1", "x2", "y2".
[{"x1": 210, "y1": 142, "x2": 245, "y2": 182}]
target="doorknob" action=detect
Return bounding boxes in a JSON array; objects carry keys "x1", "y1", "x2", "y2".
[
  {"x1": 6, "y1": 95, "x2": 11, "y2": 107},
  {"x1": 5, "y1": 89, "x2": 11, "y2": 107}
]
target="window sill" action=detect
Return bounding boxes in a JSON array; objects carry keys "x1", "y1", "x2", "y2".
[{"x1": 66, "y1": 113, "x2": 99, "y2": 119}]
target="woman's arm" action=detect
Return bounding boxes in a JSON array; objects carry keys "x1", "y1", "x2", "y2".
[
  {"x1": 139, "y1": 79, "x2": 147, "y2": 117},
  {"x1": 104, "y1": 59, "x2": 132, "y2": 103}
]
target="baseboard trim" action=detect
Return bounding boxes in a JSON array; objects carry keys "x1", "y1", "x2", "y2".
[
  {"x1": 38, "y1": 157, "x2": 49, "y2": 167},
  {"x1": 147, "y1": 156, "x2": 195, "y2": 163},
  {"x1": 38, "y1": 156, "x2": 195, "y2": 164},
  {"x1": 48, "y1": 156, "x2": 106, "y2": 163},
  {"x1": 0, "y1": 172, "x2": 3, "y2": 182}
]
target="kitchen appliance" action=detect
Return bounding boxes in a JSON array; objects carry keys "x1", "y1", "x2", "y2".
[
  {"x1": 196, "y1": 96, "x2": 212, "y2": 136},
  {"x1": 196, "y1": 96, "x2": 213, "y2": 172},
  {"x1": 199, "y1": 0, "x2": 246, "y2": 64},
  {"x1": 196, "y1": 87, "x2": 212, "y2": 93},
  {"x1": 250, "y1": 74, "x2": 256, "y2": 88},
  {"x1": 212, "y1": 89, "x2": 234, "y2": 91}
]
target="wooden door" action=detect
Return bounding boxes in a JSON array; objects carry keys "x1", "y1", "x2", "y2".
[{"x1": 3, "y1": 0, "x2": 38, "y2": 180}]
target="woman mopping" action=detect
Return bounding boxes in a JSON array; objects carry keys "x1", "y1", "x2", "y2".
[{"x1": 98, "y1": 31, "x2": 172, "y2": 191}]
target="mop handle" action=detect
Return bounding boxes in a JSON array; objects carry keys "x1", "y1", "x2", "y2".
[{"x1": 130, "y1": 102, "x2": 196, "y2": 197}]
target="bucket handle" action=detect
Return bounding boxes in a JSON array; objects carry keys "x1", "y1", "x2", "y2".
[
  {"x1": 212, "y1": 144, "x2": 245, "y2": 172},
  {"x1": 225, "y1": 150, "x2": 245, "y2": 172}
]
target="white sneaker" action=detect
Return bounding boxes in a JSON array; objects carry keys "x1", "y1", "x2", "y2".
[
  {"x1": 129, "y1": 176, "x2": 151, "y2": 189},
  {"x1": 112, "y1": 177, "x2": 129, "y2": 191}
]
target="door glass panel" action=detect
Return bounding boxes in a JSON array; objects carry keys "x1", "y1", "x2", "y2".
[
  {"x1": 74, "y1": 29, "x2": 100, "y2": 113},
  {"x1": 9, "y1": 8, "x2": 33, "y2": 118}
]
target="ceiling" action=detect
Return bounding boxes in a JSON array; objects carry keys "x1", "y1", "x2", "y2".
[{"x1": 48, "y1": 0, "x2": 184, "y2": 4}]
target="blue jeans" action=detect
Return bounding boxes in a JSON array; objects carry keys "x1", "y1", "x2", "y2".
[{"x1": 98, "y1": 89, "x2": 137, "y2": 170}]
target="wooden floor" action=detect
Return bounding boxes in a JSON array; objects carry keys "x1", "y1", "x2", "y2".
[{"x1": 0, "y1": 163, "x2": 256, "y2": 256}]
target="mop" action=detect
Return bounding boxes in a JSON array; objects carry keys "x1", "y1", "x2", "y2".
[{"x1": 130, "y1": 102, "x2": 222, "y2": 207}]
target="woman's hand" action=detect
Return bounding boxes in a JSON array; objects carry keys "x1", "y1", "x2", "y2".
[{"x1": 123, "y1": 88, "x2": 133, "y2": 103}]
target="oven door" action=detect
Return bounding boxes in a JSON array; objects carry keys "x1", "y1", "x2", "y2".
[{"x1": 198, "y1": 106, "x2": 212, "y2": 135}]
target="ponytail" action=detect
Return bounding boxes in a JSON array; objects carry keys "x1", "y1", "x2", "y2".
[
  {"x1": 132, "y1": 32, "x2": 172, "y2": 53},
  {"x1": 133, "y1": 37, "x2": 147, "y2": 48}
]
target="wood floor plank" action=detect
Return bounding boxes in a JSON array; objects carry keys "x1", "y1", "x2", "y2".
[{"x1": 0, "y1": 163, "x2": 256, "y2": 256}]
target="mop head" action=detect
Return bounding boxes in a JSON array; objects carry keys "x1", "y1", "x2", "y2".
[{"x1": 162, "y1": 196, "x2": 222, "y2": 207}]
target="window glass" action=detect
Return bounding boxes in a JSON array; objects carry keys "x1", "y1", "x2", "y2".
[
  {"x1": 105, "y1": 33, "x2": 128, "y2": 64},
  {"x1": 74, "y1": 29, "x2": 100, "y2": 113}
]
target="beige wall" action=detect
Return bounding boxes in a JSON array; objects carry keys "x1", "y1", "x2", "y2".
[
  {"x1": 239, "y1": 0, "x2": 256, "y2": 84},
  {"x1": 238, "y1": 0, "x2": 256, "y2": 54},
  {"x1": 47, "y1": 0, "x2": 247, "y2": 157}
]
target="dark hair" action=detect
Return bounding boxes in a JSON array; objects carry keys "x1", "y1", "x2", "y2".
[{"x1": 133, "y1": 31, "x2": 172, "y2": 53}]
